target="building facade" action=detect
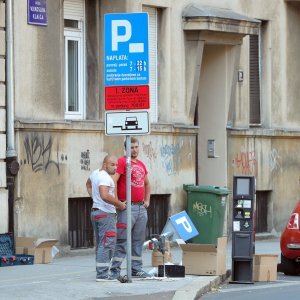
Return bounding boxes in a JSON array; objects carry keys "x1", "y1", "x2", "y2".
[{"x1": 1, "y1": 0, "x2": 300, "y2": 251}]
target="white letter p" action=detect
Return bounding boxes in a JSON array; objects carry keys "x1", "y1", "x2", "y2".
[
  {"x1": 175, "y1": 216, "x2": 192, "y2": 233},
  {"x1": 111, "y1": 20, "x2": 132, "y2": 51}
]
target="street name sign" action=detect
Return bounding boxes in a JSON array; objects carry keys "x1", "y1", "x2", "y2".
[
  {"x1": 105, "y1": 111, "x2": 150, "y2": 136},
  {"x1": 28, "y1": 0, "x2": 48, "y2": 26}
]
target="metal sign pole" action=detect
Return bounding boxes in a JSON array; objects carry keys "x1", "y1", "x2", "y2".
[
  {"x1": 103, "y1": 13, "x2": 149, "y2": 282},
  {"x1": 126, "y1": 135, "x2": 132, "y2": 282}
]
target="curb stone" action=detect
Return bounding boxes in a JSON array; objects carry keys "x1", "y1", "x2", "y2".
[{"x1": 172, "y1": 270, "x2": 231, "y2": 300}]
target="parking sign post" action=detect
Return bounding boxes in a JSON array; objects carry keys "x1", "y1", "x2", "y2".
[
  {"x1": 125, "y1": 135, "x2": 132, "y2": 282},
  {"x1": 104, "y1": 12, "x2": 149, "y2": 282}
]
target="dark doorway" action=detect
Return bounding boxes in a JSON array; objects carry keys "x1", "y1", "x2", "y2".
[
  {"x1": 255, "y1": 191, "x2": 270, "y2": 233},
  {"x1": 146, "y1": 194, "x2": 170, "y2": 239},
  {"x1": 68, "y1": 197, "x2": 94, "y2": 249}
]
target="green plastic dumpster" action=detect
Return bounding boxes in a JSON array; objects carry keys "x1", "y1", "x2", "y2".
[{"x1": 183, "y1": 184, "x2": 230, "y2": 244}]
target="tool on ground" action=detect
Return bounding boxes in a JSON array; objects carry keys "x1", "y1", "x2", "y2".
[{"x1": 148, "y1": 232, "x2": 173, "y2": 277}]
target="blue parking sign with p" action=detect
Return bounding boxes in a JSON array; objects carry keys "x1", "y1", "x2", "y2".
[
  {"x1": 104, "y1": 13, "x2": 149, "y2": 86},
  {"x1": 170, "y1": 211, "x2": 199, "y2": 241}
]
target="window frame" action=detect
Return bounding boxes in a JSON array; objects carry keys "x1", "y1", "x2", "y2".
[{"x1": 64, "y1": 20, "x2": 86, "y2": 120}]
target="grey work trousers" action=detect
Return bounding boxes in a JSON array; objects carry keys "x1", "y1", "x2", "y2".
[
  {"x1": 111, "y1": 204, "x2": 148, "y2": 275},
  {"x1": 91, "y1": 209, "x2": 116, "y2": 279}
]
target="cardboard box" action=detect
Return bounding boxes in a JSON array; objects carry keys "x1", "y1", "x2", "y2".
[
  {"x1": 180, "y1": 236, "x2": 227, "y2": 276},
  {"x1": 253, "y1": 254, "x2": 278, "y2": 282},
  {"x1": 152, "y1": 250, "x2": 172, "y2": 267},
  {"x1": 15, "y1": 237, "x2": 58, "y2": 264}
]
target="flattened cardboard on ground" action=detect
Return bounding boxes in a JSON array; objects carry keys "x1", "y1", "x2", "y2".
[
  {"x1": 253, "y1": 254, "x2": 278, "y2": 282},
  {"x1": 180, "y1": 236, "x2": 227, "y2": 276},
  {"x1": 15, "y1": 237, "x2": 58, "y2": 264}
]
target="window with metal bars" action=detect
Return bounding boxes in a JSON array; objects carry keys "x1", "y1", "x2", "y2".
[
  {"x1": 68, "y1": 198, "x2": 94, "y2": 249},
  {"x1": 146, "y1": 194, "x2": 170, "y2": 240},
  {"x1": 249, "y1": 34, "x2": 261, "y2": 125},
  {"x1": 68, "y1": 195, "x2": 170, "y2": 248},
  {"x1": 255, "y1": 191, "x2": 270, "y2": 233}
]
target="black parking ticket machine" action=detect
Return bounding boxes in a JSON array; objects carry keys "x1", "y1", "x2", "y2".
[{"x1": 231, "y1": 176, "x2": 256, "y2": 284}]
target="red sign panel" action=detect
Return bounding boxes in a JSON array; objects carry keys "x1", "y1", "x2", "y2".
[{"x1": 105, "y1": 85, "x2": 150, "y2": 110}]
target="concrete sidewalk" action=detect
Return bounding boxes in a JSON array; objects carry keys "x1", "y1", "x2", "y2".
[{"x1": 0, "y1": 238, "x2": 281, "y2": 300}]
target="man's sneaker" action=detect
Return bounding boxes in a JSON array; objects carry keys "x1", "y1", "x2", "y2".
[
  {"x1": 109, "y1": 271, "x2": 121, "y2": 279},
  {"x1": 96, "y1": 276, "x2": 117, "y2": 282},
  {"x1": 131, "y1": 270, "x2": 153, "y2": 278}
]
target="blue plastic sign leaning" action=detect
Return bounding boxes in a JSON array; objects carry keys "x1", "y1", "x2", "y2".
[
  {"x1": 104, "y1": 13, "x2": 149, "y2": 86},
  {"x1": 169, "y1": 211, "x2": 199, "y2": 241},
  {"x1": 161, "y1": 211, "x2": 199, "y2": 241}
]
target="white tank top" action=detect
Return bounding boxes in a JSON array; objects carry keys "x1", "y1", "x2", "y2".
[{"x1": 90, "y1": 169, "x2": 116, "y2": 213}]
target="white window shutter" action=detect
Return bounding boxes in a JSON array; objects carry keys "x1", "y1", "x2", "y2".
[
  {"x1": 143, "y1": 6, "x2": 158, "y2": 123},
  {"x1": 64, "y1": 0, "x2": 84, "y2": 20}
]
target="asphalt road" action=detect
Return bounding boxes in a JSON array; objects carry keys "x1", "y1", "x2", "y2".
[{"x1": 201, "y1": 273, "x2": 300, "y2": 300}]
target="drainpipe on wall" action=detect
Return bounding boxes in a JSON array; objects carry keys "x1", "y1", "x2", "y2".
[{"x1": 6, "y1": 0, "x2": 19, "y2": 233}]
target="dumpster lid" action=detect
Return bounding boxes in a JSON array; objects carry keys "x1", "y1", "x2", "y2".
[{"x1": 183, "y1": 184, "x2": 231, "y2": 195}]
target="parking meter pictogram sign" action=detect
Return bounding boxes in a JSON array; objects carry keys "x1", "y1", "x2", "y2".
[{"x1": 104, "y1": 13, "x2": 149, "y2": 86}]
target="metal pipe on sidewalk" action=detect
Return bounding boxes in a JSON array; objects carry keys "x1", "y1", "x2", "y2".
[
  {"x1": 6, "y1": 0, "x2": 16, "y2": 158},
  {"x1": 5, "y1": 0, "x2": 19, "y2": 233},
  {"x1": 126, "y1": 135, "x2": 132, "y2": 282}
]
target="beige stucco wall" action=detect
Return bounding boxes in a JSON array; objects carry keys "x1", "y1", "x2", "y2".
[
  {"x1": 228, "y1": 131, "x2": 300, "y2": 234},
  {"x1": 13, "y1": 0, "x2": 293, "y2": 128},
  {"x1": 147, "y1": 0, "x2": 300, "y2": 235},
  {"x1": 0, "y1": 2, "x2": 4, "y2": 28},
  {"x1": 14, "y1": 0, "x2": 299, "y2": 128},
  {"x1": 197, "y1": 45, "x2": 230, "y2": 187},
  {"x1": 286, "y1": 5, "x2": 300, "y2": 127},
  {"x1": 15, "y1": 123, "x2": 197, "y2": 242},
  {"x1": 159, "y1": 0, "x2": 300, "y2": 131},
  {"x1": 14, "y1": 0, "x2": 63, "y2": 121}
]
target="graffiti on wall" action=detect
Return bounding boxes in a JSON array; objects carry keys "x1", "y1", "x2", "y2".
[
  {"x1": 81, "y1": 150, "x2": 90, "y2": 171},
  {"x1": 15, "y1": 197, "x2": 24, "y2": 214},
  {"x1": 23, "y1": 134, "x2": 62, "y2": 174},
  {"x1": 232, "y1": 150, "x2": 257, "y2": 176},
  {"x1": 142, "y1": 142, "x2": 157, "y2": 160},
  {"x1": 269, "y1": 148, "x2": 280, "y2": 173},
  {"x1": 160, "y1": 143, "x2": 182, "y2": 175}
]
